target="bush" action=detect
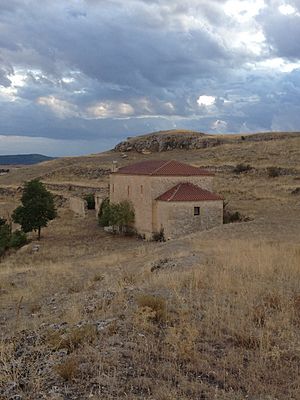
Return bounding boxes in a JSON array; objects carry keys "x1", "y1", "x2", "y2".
[
  {"x1": 9, "y1": 230, "x2": 27, "y2": 249},
  {"x1": 0, "y1": 219, "x2": 27, "y2": 257},
  {"x1": 55, "y1": 357, "x2": 79, "y2": 381},
  {"x1": 84, "y1": 193, "x2": 95, "y2": 210},
  {"x1": 137, "y1": 294, "x2": 167, "y2": 323},
  {"x1": 233, "y1": 163, "x2": 252, "y2": 174},
  {"x1": 223, "y1": 202, "x2": 244, "y2": 224},
  {"x1": 98, "y1": 197, "x2": 111, "y2": 227},
  {"x1": 267, "y1": 167, "x2": 281, "y2": 178},
  {"x1": 152, "y1": 227, "x2": 165, "y2": 242},
  {"x1": 0, "y1": 217, "x2": 7, "y2": 226}
]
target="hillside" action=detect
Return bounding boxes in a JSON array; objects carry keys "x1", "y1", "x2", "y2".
[
  {"x1": 0, "y1": 154, "x2": 55, "y2": 165},
  {"x1": 0, "y1": 131, "x2": 300, "y2": 399},
  {"x1": 114, "y1": 129, "x2": 300, "y2": 153}
]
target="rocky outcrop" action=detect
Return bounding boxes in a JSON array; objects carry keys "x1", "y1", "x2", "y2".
[
  {"x1": 114, "y1": 130, "x2": 225, "y2": 153},
  {"x1": 114, "y1": 130, "x2": 300, "y2": 153}
]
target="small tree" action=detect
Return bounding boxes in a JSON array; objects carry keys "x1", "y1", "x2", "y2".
[
  {"x1": 0, "y1": 219, "x2": 11, "y2": 256},
  {"x1": 98, "y1": 198, "x2": 111, "y2": 227},
  {"x1": 12, "y1": 179, "x2": 57, "y2": 240},
  {"x1": 98, "y1": 198, "x2": 135, "y2": 233},
  {"x1": 117, "y1": 200, "x2": 135, "y2": 233}
]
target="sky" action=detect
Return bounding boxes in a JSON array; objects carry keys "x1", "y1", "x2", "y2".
[{"x1": 0, "y1": 0, "x2": 300, "y2": 156}]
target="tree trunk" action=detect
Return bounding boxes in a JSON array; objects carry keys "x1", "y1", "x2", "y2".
[{"x1": 38, "y1": 226, "x2": 41, "y2": 240}]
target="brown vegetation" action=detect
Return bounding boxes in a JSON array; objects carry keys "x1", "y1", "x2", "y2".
[{"x1": 0, "y1": 131, "x2": 299, "y2": 399}]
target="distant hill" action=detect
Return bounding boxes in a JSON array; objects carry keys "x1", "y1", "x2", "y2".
[{"x1": 0, "y1": 154, "x2": 55, "y2": 165}]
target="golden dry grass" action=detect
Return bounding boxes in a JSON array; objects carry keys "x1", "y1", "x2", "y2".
[
  {"x1": 0, "y1": 207, "x2": 299, "y2": 398},
  {"x1": 0, "y1": 132, "x2": 299, "y2": 398}
]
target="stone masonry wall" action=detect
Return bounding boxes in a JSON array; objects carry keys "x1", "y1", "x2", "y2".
[
  {"x1": 155, "y1": 200, "x2": 223, "y2": 239},
  {"x1": 110, "y1": 174, "x2": 153, "y2": 235},
  {"x1": 150, "y1": 175, "x2": 213, "y2": 201},
  {"x1": 69, "y1": 197, "x2": 87, "y2": 217},
  {"x1": 95, "y1": 194, "x2": 103, "y2": 217}
]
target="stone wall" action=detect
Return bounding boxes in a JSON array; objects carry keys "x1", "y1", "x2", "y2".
[
  {"x1": 155, "y1": 200, "x2": 223, "y2": 239},
  {"x1": 69, "y1": 197, "x2": 87, "y2": 217},
  {"x1": 95, "y1": 194, "x2": 103, "y2": 217},
  {"x1": 150, "y1": 175, "x2": 213, "y2": 198}
]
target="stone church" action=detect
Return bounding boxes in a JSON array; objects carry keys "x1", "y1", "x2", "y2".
[{"x1": 109, "y1": 159, "x2": 223, "y2": 239}]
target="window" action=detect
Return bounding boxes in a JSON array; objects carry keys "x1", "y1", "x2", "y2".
[
  {"x1": 194, "y1": 206, "x2": 200, "y2": 216},
  {"x1": 127, "y1": 185, "x2": 130, "y2": 196},
  {"x1": 140, "y1": 185, "x2": 143, "y2": 194},
  {"x1": 112, "y1": 184, "x2": 114, "y2": 193}
]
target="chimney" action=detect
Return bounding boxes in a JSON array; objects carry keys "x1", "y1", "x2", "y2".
[{"x1": 111, "y1": 160, "x2": 118, "y2": 173}]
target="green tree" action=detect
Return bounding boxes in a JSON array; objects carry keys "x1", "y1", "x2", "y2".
[
  {"x1": 117, "y1": 201, "x2": 135, "y2": 233},
  {"x1": 12, "y1": 179, "x2": 57, "y2": 240},
  {"x1": 98, "y1": 198, "x2": 135, "y2": 233},
  {"x1": 0, "y1": 220, "x2": 11, "y2": 256},
  {"x1": 98, "y1": 198, "x2": 111, "y2": 227}
]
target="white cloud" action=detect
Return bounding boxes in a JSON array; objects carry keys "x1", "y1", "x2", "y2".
[
  {"x1": 278, "y1": 4, "x2": 297, "y2": 15},
  {"x1": 197, "y1": 95, "x2": 215, "y2": 107},
  {"x1": 224, "y1": 0, "x2": 266, "y2": 22},
  {"x1": 37, "y1": 96, "x2": 80, "y2": 119},
  {"x1": 211, "y1": 119, "x2": 228, "y2": 131},
  {"x1": 254, "y1": 57, "x2": 300, "y2": 72},
  {"x1": 86, "y1": 101, "x2": 135, "y2": 119}
]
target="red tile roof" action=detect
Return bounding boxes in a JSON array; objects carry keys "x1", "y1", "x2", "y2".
[
  {"x1": 115, "y1": 160, "x2": 214, "y2": 176},
  {"x1": 156, "y1": 182, "x2": 223, "y2": 202}
]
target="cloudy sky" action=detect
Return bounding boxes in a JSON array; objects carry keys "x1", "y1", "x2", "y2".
[{"x1": 0, "y1": 0, "x2": 299, "y2": 156}]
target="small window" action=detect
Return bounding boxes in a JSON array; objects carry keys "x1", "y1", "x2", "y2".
[
  {"x1": 127, "y1": 185, "x2": 130, "y2": 196},
  {"x1": 112, "y1": 184, "x2": 114, "y2": 193},
  {"x1": 194, "y1": 206, "x2": 200, "y2": 216},
  {"x1": 140, "y1": 185, "x2": 143, "y2": 194}
]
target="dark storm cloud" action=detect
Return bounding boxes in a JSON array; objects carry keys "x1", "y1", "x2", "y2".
[{"x1": 0, "y1": 0, "x2": 299, "y2": 155}]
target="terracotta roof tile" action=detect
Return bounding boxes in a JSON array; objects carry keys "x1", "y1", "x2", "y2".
[
  {"x1": 116, "y1": 160, "x2": 214, "y2": 176},
  {"x1": 156, "y1": 182, "x2": 223, "y2": 202}
]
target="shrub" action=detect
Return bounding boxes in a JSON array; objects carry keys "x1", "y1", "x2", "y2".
[
  {"x1": 223, "y1": 202, "x2": 244, "y2": 224},
  {"x1": 0, "y1": 217, "x2": 7, "y2": 226},
  {"x1": 137, "y1": 294, "x2": 167, "y2": 323},
  {"x1": 267, "y1": 166, "x2": 281, "y2": 178},
  {"x1": 55, "y1": 357, "x2": 79, "y2": 381},
  {"x1": 233, "y1": 163, "x2": 252, "y2": 174},
  {"x1": 0, "y1": 222, "x2": 11, "y2": 256},
  {"x1": 152, "y1": 227, "x2": 166, "y2": 242},
  {"x1": 9, "y1": 230, "x2": 27, "y2": 249},
  {"x1": 98, "y1": 197, "x2": 111, "y2": 227},
  {"x1": 84, "y1": 193, "x2": 95, "y2": 210}
]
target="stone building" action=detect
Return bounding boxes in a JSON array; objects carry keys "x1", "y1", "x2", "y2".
[{"x1": 109, "y1": 159, "x2": 223, "y2": 239}]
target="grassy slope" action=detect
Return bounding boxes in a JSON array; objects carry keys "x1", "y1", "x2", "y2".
[{"x1": 0, "y1": 131, "x2": 300, "y2": 399}]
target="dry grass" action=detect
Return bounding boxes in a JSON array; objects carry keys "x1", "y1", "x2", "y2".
[
  {"x1": 0, "y1": 209, "x2": 299, "y2": 399},
  {"x1": 0, "y1": 132, "x2": 299, "y2": 398}
]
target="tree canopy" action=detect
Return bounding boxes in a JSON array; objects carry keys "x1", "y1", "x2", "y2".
[{"x1": 12, "y1": 179, "x2": 57, "y2": 239}]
